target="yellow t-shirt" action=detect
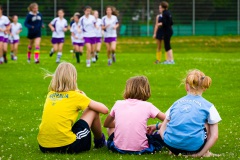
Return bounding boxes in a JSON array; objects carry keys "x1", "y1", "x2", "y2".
[{"x1": 37, "y1": 90, "x2": 91, "y2": 148}]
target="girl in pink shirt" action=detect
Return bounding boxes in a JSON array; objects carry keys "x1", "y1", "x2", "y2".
[{"x1": 104, "y1": 76, "x2": 165, "y2": 154}]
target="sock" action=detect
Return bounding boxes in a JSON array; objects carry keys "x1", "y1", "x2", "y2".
[
  {"x1": 75, "y1": 52, "x2": 80, "y2": 63},
  {"x1": 165, "y1": 52, "x2": 168, "y2": 61},
  {"x1": 57, "y1": 52, "x2": 62, "y2": 59},
  {"x1": 27, "y1": 45, "x2": 32, "y2": 60},
  {"x1": 94, "y1": 133, "x2": 106, "y2": 148},
  {"x1": 51, "y1": 48, "x2": 54, "y2": 53},
  {"x1": 3, "y1": 52, "x2": 7, "y2": 63},
  {"x1": 34, "y1": 46, "x2": 40, "y2": 61},
  {"x1": 10, "y1": 52, "x2": 14, "y2": 56},
  {"x1": 86, "y1": 59, "x2": 91, "y2": 64},
  {"x1": 156, "y1": 51, "x2": 162, "y2": 61},
  {"x1": 108, "y1": 58, "x2": 112, "y2": 63}
]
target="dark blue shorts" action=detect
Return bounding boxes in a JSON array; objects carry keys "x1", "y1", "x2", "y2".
[
  {"x1": 39, "y1": 119, "x2": 91, "y2": 154},
  {"x1": 107, "y1": 132, "x2": 163, "y2": 154},
  {"x1": 156, "y1": 28, "x2": 164, "y2": 40},
  {"x1": 27, "y1": 31, "x2": 42, "y2": 39}
]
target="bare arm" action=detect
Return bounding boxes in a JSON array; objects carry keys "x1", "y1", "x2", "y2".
[
  {"x1": 159, "y1": 118, "x2": 169, "y2": 138},
  {"x1": 104, "y1": 114, "x2": 115, "y2": 128},
  {"x1": 113, "y1": 23, "x2": 119, "y2": 30},
  {"x1": 193, "y1": 123, "x2": 219, "y2": 157},
  {"x1": 153, "y1": 15, "x2": 159, "y2": 38},
  {"x1": 88, "y1": 100, "x2": 109, "y2": 114},
  {"x1": 48, "y1": 23, "x2": 55, "y2": 32}
]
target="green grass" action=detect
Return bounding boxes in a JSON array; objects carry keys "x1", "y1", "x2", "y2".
[{"x1": 0, "y1": 36, "x2": 240, "y2": 160}]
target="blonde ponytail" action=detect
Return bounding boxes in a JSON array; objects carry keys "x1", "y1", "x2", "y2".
[{"x1": 185, "y1": 69, "x2": 212, "y2": 94}]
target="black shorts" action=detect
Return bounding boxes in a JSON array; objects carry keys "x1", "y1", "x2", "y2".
[
  {"x1": 107, "y1": 132, "x2": 163, "y2": 154},
  {"x1": 156, "y1": 28, "x2": 164, "y2": 40},
  {"x1": 27, "y1": 31, "x2": 42, "y2": 39},
  {"x1": 39, "y1": 119, "x2": 91, "y2": 154},
  {"x1": 162, "y1": 128, "x2": 207, "y2": 155}
]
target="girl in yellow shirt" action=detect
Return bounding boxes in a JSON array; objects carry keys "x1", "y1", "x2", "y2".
[{"x1": 37, "y1": 62, "x2": 109, "y2": 153}]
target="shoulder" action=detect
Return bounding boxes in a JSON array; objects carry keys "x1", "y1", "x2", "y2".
[
  {"x1": 200, "y1": 97, "x2": 213, "y2": 108},
  {"x1": 113, "y1": 15, "x2": 118, "y2": 19},
  {"x1": 102, "y1": 16, "x2": 106, "y2": 19}
]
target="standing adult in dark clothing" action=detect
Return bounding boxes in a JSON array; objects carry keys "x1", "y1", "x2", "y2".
[
  {"x1": 158, "y1": 1, "x2": 174, "y2": 64},
  {"x1": 24, "y1": 3, "x2": 44, "y2": 64}
]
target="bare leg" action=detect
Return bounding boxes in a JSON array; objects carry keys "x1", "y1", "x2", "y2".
[
  {"x1": 80, "y1": 108, "x2": 102, "y2": 139},
  {"x1": 167, "y1": 49, "x2": 174, "y2": 61}
]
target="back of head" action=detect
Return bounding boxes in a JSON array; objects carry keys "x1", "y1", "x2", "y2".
[
  {"x1": 123, "y1": 76, "x2": 151, "y2": 101},
  {"x1": 47, "y1": 62, "x2": 78, "y2": 92},
  {"x1": 185, "y1": 69, "x2": 212, "y2": 94}
]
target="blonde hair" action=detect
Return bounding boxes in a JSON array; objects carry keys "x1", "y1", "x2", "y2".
[
  {"x1": 123, "y1": 76, "x2": 151, "y2": 101},
  {"x1": 46, "y1": 62, "x2": 78, "y2": 92},
  {"x1": 28, "y1": 3, "x2": 38, "y2": 12},
  {"x1": 185, "y1": 69, "x2": 212, "y2": 94}
]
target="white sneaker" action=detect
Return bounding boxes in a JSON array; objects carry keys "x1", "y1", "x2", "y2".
[
  {"x1": 86, "y1": 63, "x2": 91, "y2": 67},
  {"x1": 56, "y1": 58, "x2": 61, "y2": 63},
  {"x1": 14, "y1": 56, "x2": 17, "y2": 60},
  {"x1": 92, "y1": 57, "x2": 96, "y2": 63}
]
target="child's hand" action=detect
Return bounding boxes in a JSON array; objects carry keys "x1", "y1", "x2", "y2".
[
  {"x1": 51, "y1": 27, "x2": 55, "y2": 32},
  {"x1": 63, "y1": 28, "x2": 68, "y2": 32},
  {"x1": 147, "y1": 125, "x2": 156, "y2": 135}
]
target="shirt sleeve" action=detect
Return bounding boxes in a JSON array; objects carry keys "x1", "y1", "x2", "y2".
[
  {"x1": 149, "y1": 103, "x2": 160, "y2": 118},
  {"x1": 5, "y1": 17, "x2": 10, "y2": 26},
  {"x1": 50, "y1": 18, "x2": 56, "y2": 25},
  {"x1": 165, "y1": 107, "x2": 171, "y2": 120},
  {"x1": 76, "y1": 92, "x2": 91, "y2": 111},
  {"x1": 109, "y1": 101, "x2": 118, "y2": 118},
  {"x1": 208, "y1": 105, "x2": 222, "y2": 124},
  {"x1": 70, "y1": 24, "x2": 74, "y2": 32},
  {"x1": 24, "y1": 14, "x2": 32, "y2": 29},
  {"x1": 115, "y1": 16, "x2": 119, "y2": 24},
  {"x1": 64, "y1": 19, "x2": 68, "y2": 28}
]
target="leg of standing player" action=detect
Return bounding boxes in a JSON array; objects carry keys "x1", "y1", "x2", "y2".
[
  {"x1": 74, "y1": 44, "x2": 80, "y2": 63},
  {"x1": 56, "y1": 43, "x2": 63, "y2": 63},
  {"x1": 3, "y1": 41, "x2": 8, "y2": 63},
  {"x1": 0, "y1": 41, "x2": 3, "y2": 64},
  {"x1": 106, "y1": 42, "x2": 111, "y2": 65},
  {"x1": 111, "y1": 41, "x2": 116, "y2": 63},
  {"x1": 13, "y1": 42, "x2": 19, "y2": 60},
  {"x1": 34, "y1": 37, "x2": 41, "y2": 63},
  {"x1": 91, "y1": 43, "x2": 96, "y2": 63},
  {"x1": 95, "y1": 41, "x2": 101, "y2": 60},
  {"x1": 155, "y1": 39, "x2": 162, "y2": 63},
  {"x1": 85, "y1": 43, "x2": 91, "y2": 67},
  {"x1": 27, "y1": 39, "x2": 34, "y2": 63},
  {"x1": 10, "y1": 42, "x2": 14, "y2": 60}
]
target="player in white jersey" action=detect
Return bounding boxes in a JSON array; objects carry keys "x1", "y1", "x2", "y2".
[
  {"x1": 93, "y1": 10, "x2": 103, "y2": 61},
  {"x1": 79, "y1": 6, "x2": 97, "y2": 67},
  {"x1": 0, "y1": 5, "x2": 10, "y2": 64},
  {"x1": 102, "y1": 6, "x2": 119, "y2": 66},
  {"x1": 49, "y1": 9, "x2": 68, "y2": 63},
  {"x1": 9, "y1": 15, "x2": 22, "y2": 61},
  {"x1": 70, "y1": 14, "x2": 84, "y2": 64}
]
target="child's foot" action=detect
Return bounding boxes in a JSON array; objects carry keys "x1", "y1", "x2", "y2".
[
  {"x1": 108, "y1": 60, "x2": 112, "y2": 66},
  {"x1": 154, "y1": 60, "x2": 160, "y2": 64},
  {"x1": 11, "y1": 54, "x2": 14, "y2": 60},
  {"x1": 27, "y1": 58, "x2": 31, "y2": 63},
  {"x1": 94, "y1": 134, "x2": 106, "y2": 148},
  {"x1": 49, "y1": 49, "x2": 54, "y2": 57},
  {"x1": 95, "y1": 54, "x2": 98, "y2": 61},
  {"x1": 112, "y1": 53, "x2": 116, "y2": 62},
  {"x1": 35, "y1": 59, "x2": 40, "y2": 64},
  {"x1": 56, "y1": 58, "x2": 61, "y2": 63},
  {"x1": 13, "y1": 56, "x2": 17, "y2": 61},
  {"x1": 3, "y1": 54, "x2": 7, "y2": 63},
  {"x1": 92, "y1": 57, "x2": 96, "y2": 63}
]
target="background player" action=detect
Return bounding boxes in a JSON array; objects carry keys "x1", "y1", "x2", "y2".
[
  {"x1": 93, "y1": 10, "x2": 102, "y2": 61},
  {"x1": 24, "y1": 2, "x2": 44, "y2": 64},
  {"x1": 102, "y1": 6, "x2": 119, "y2": 66},
  {"x1": 49, "y1": 9, "x2": 68, "y2": 63}
]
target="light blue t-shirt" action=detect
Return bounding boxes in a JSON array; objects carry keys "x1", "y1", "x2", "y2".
[{"x1": 164, "y1": 94, "x2": 221, "y2": 151}]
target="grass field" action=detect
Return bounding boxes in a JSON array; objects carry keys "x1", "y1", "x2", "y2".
[{"x1": 0, "y1": 36, "x2": 240, "y2": 160}]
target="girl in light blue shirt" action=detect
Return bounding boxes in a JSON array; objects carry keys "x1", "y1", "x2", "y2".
[{"x1": 159, "y1": 69, "x2": 221, "y2": 157}]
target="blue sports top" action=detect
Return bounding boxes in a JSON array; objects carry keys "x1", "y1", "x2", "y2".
[
  {"x1": 24, "y1": 12, "x2": 43, "y2": 34},
  {"x1": 164, "y1": 94, "x2": 221, "y2": 151}
]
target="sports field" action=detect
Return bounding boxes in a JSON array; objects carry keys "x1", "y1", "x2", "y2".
[{"x1": 0, "y1": 36, "x2": 240, "y2": 160}]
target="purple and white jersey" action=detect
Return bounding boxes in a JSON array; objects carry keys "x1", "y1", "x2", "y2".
[
  {"x1": 10, "y1": 23, "x2": 22, "y2": 40},
  {"x1": 50, "y1": 17, "x2": 68, "y2": 38},
  {"x1": 70, "y1": 22, "x2": 84, "y2": 43},
  {"x1": 0, "y1": 15, "x2": 10, "y2": 37},
  {"x1": 102, "y1": 15, "x2": 118, "y2": 38},
  {"x1": 79, "y1": 15, "x2": 96, "y2": 38},
  {"x1": 95, "y1": 18, "x2": 102, "y2": 38}
]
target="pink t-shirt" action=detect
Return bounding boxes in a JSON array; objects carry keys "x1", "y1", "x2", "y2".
[{"x1": 110, "y1": 99, "x2": 160, "y2": 151}]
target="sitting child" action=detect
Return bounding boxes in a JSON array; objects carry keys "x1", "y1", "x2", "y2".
[
  {"x1": 159, "y1": 69, "x2": 221, "y2": 157},
  {"x1": 104, "y1": 76, "x2": 165, "y2": 154},
  {"x1": 37, "y1": 62, "x2": 109, "y2": 154}
]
